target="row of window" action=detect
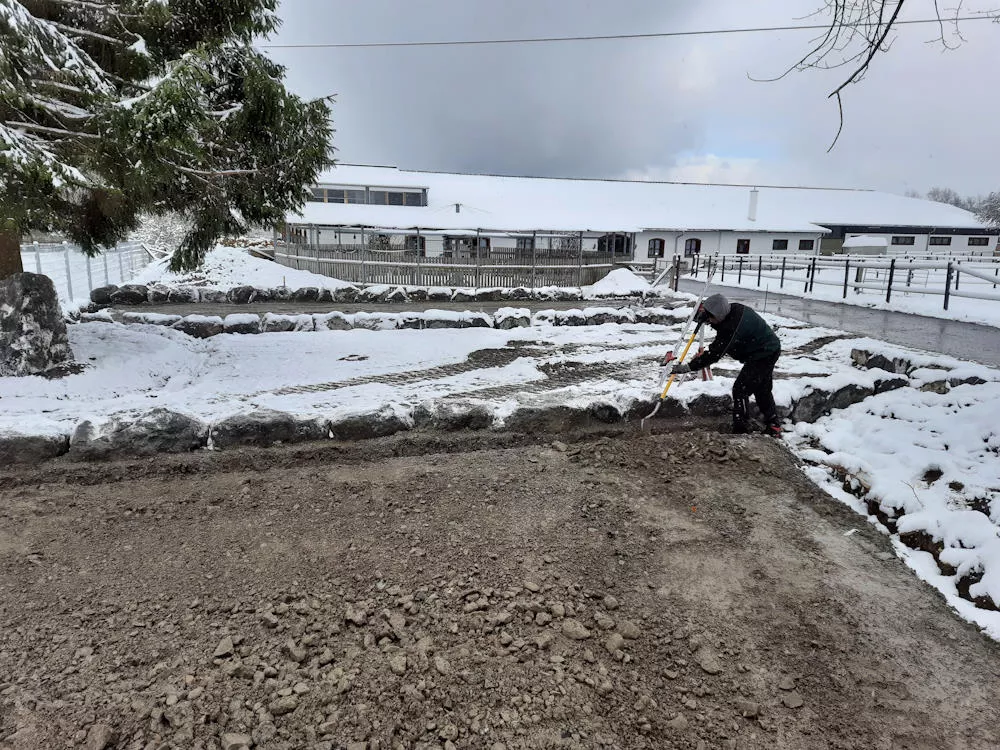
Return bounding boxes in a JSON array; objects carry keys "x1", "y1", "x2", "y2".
[
  {"x1": 892, "y1": 236, "x2": 991, "y2": 246},
  {"x1": 647, "y1": 237, "x2": 816, "y2": 258},
  {"x1": 309, "y1": 186, "x2": 428, "y2": 207}
]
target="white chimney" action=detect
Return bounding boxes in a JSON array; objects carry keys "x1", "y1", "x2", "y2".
[{"x1": 748, "y1": 188, "x2": 759, "y2": 222}]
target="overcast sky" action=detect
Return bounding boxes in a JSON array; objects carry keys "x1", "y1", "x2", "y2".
[{"x1": 265, "y1": 0, "x2": 999, "y2": 196}]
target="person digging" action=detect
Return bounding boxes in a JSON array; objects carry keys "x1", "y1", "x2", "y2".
[{"x1": 670, "y1": 294, "x2": 783, "y2": 436}]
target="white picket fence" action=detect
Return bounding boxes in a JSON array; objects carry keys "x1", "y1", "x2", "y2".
[{"x1": 19, "y1": 241, "x2": 151, "y2": 304}]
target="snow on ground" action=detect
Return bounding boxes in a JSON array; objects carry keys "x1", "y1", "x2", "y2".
[
  {"x1": 582, "y1": 268, "x2": 650, "y2": 298},
  {"x1": 134, "y1": 246, "x2": 355, "y2": 291},
  {"x1": 688, "y1": 263, "x2": 1000, "y2": 328}
]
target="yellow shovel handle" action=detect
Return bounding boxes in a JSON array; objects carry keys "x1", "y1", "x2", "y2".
[{"x1": 658, "y1": 324, "x2": 701, "y2": 399}]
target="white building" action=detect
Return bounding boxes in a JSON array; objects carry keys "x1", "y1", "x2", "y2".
[{"x1": 285, "y1": 164, "x2": 998, "y2": 264}]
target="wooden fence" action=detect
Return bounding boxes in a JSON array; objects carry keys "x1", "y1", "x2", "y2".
[{"x1": 274, "y1": 244, "x2": 618, "y2": 288}]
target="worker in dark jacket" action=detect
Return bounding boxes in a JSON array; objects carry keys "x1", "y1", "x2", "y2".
[{"x1": 671, "y1": 294, "x2": 782, "y2": 436}]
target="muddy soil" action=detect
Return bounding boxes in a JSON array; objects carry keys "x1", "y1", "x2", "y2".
[{"x1": 1, "y1": 427, "x2": 998, "y2": 750}]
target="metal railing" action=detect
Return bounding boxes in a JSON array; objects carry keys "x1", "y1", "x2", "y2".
[
  {"x1": 19, "y1": 241, "x2": 151, "y2": 303},
  {"x1": 684, "y1": 252, "x2": 1000, "y2": 310},
  {"x1": 275, "y1": 242, "x2": 619, "y2": 289}
]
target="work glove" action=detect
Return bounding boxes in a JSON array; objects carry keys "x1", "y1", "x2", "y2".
[{"x1": 671, "y1": 362, "x2": 691, "y2": 375}]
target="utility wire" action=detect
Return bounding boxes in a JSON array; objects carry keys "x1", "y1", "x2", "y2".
[{"x1": 259, "y1": 15, "x2": 997, "y2": 49}]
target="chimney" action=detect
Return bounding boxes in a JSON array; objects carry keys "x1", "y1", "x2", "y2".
[
  {"x1": 748, "y1": 188, "x2": 759, "y2": 222},
  {"x1": 455, "y1": 203, "x2": 461, "y2": 214}
]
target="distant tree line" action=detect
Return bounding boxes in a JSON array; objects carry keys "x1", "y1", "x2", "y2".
[{"x1": 906, "y1": 188, "x2": 1000, "y2": 226}]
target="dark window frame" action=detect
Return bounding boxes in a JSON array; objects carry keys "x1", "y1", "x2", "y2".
[
  {"x1": 772, "y1": 239, "x2": 789, "y2": 251},
  {"x1": 799, "y1": 239, "x2": 815, "y2": 251},
  {"x1": 891, "y1": 236, "x2": 916, "y2": 246},
  {"x1": 647, "y1": 238, "x2": 665, "y2": 258},
  {"x1": 736, "y1": 239, "x2": 751, "y2": 254},
  {"x1": 683, "y1": 238, "x2": 701, "y2": 258},
  {"x1": 968, "y1": 237, "x2": 990, "y2": 246},
  {"x1": 928, "y1": 236, "x2": 952, "y2": 246}
]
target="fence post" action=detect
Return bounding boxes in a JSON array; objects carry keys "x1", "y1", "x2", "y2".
[
  {"x1": 530, "y1": 237, "x2": 536, "y2": 293},
  {"x1": 809, "y1": 257, "x2": 817, "y2": 292},
  {"x1": 671, "y1": 255, "x2": 678, "y2": 292},
  {"x1": 757, "y1": 256, "x2": 762, "y2": 286},
  {"x1": 885, "y1": 258, "x2": 896, "y2": 303},
  {"x1": 102, "y1": 251, "x2": 109, "y2": 284},
  {"x1": 738, "y1": 256, "x2": 743, "y2": 284},
  {"x1": 416, "y1": 228, "x2": 423, "y2": 286},
  {"x1": 780, "y1": 257, "x2": 786, "y2": 288},
  {"x1": 803, "y1": 257, "x2": 810, "y2": 293},
  {"x1": 117, "y1": 244, "x2": 125, "y2": 282},
  {"x1": 63, "y1": 242, "x2": 74, "y2": 300},
  {"x1": 944, "y1": 261, "x2": 953, "y2": 310},
  {"x1": 720, "y1": 255, "x2": 725, "y2": 283},
  {"x1": 361, "y1": 227, "x2": 367, "y2": 285},
  {"x1": 33, "y1": 242, "x2": 42, "y2": 274},
  {"x1": 577, "y1": 231, "x2": 583, "y2": 287},
  {"x1": 842, "y1": 259, "x2": 850, "y2": 299},
  {"x1": 954, "y1": 260, "x2": 960, "y2": 291},
  {"x1": 86, "y1": 253, "x2": 93, "y2": 293}
]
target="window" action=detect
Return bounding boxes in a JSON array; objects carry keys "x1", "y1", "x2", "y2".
[
  {"x1": 648, "y1": 238, "x2": 665, "y2": 258},
  {"x1": 891, "y1": 236, "x2": 915, "y2": 246},
  {"x1": 368, "y1": 190, "x2": 388, "y2": 205},
  {"x1": 403, "y1": 191, "x2": 426, "y2": 207},
  {"x1": 387, "y1": 191, "x2": 404, "y2": 206},
  {"x1": 799, "y1": 239, "x2": 815, "y2": 251},
  {"x1": 309, "y1": 188, "x2": 326, "y2": 202},
  {"x1": 516, "y1": 237, "x2": 536, "y2": 252},
  {"x1": 404, "y1": 235, "x2": 426, "y2": 255},
  {"x1": 345, "y1": 189, "x2": 366, "y2": 204},
  {"x1": 736, "y1": 239, "x2": 750, "y2": 254},
  {"x1": 928, "y1": 236, "x2": 952, "y2": 246},
  {"x1": 684, "y1": 238, "x2": 701, "y2": 258},
  {"x1": 326, "y1": 190, "x2": 345, "y2": 204},
  {"x1": 772, "y1": 239, "x2": 788, "y2": 251},
  {"x1": 968, "y1": 237, "x2": 990, "y2": 246}
]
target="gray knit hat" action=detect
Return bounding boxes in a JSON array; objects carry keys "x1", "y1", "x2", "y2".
[{"x1": 701, "y1": 293, "x2": 731, "y2": 321}]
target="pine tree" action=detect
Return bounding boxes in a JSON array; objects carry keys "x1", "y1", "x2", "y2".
[{"x1": 0, "y1": 0, "x2": 332, "y2": 278}]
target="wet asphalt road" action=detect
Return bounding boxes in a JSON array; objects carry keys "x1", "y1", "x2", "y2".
[{"x1": 679, "y1": 280, "x2": 1000, "y2": 368}]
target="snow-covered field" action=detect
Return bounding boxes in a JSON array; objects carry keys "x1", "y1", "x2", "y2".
[{"x1": 690, "y1": 260, "x2": 1000, "y2": 328}]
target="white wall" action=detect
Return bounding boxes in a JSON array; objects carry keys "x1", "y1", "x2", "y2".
[{"x1": 632, "y1": 230, "x2": 824, "y2": 264}]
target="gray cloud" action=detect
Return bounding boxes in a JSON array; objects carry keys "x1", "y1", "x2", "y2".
[{"x1": 267, "y1": 0, "x2": 1000, "y2": 195}]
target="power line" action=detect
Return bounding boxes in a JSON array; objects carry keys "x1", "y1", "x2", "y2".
[{"x1": 259, "y1": 15, "x2": 997, "y2": 50}]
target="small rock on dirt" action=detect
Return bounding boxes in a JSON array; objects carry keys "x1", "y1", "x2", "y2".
[
  {"x1": 696, "y1": 645, "x2": 723, "y2": 675},
  {"x1": 221, "y1": 734, "x2": 252, "y2": 750},
  {"x1": 269, "y1": 695, "x2": 299, "y2": 715},
  {"x1": 85, "y1": 724, "x2": 115, "y2": 750},
  {"x1": 213, "y1": 636, "x2": 234, "y2": 659},
  {"x1": 562, "y1": 619, "x2": 591, "y2": 640},
  {"x1": 782, "y1": 691, "x2": 804, "y2": 709}
]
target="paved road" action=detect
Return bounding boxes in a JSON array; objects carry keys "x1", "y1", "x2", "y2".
[{"x1": 680, "y1": 280, "x2": 1000, "y2": 368}]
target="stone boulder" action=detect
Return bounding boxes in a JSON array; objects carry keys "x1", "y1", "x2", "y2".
[
  {"x1": 385, "y1": 287, "x2": 410, "y2": 303},
  {"x1": 406, "y1": 288, "x2": 428, "y2": 302},
  {"x1": 147, "y1": 285, "x2": 171, "y2": 303},
  {"x1": 199, "y1": 289, "x2": 229, "y2": 304},
  {"x1": 167, "y1": 286, "x2": 199, "y2": 303},
  {"x1": 333, "y1": 286, "x2": 360, "y2": 303},
  {"x1": 314, "y1": 312, "x2": 353, "y2": 331},
  {"x1": 223, "y1": 314, "x2": 261, "y2": 334},
  {"x1": 412, "y1": 402, "x2": 494, "y2": 431},
  {"x1": 69, "y1": 409, "x2": 207, "y2": 458},
  {"x1": 109, "y1": 284, "x2": 149, "y2": 305},
  {"x1": 172, "y1": 315, "x2": 224, "y2": 338},
  {"x1": 90, "y1": 285, "x2": 118, "y2": 305},
  {"x1": 0, "y1": 432, "x2": 70, "y2": 464},
  {"x1": 0, "y1": 273, "x2": 74, "y2": 376},
  {"x1": 328, "y1": 408, "x2": 410, "y2": 441},
  {"x1": 227, "y1": 286, "x2": 258, "y2": 305},
  {"x1": 292, "y1": 287, "x2": 320, "y2": 302},
  {"x1": 209, "y1": 410, "x2": 326, "y2": 449}
]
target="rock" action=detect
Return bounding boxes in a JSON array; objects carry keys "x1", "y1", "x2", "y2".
[
  {"x1": 214, "y1": 636, "x2": 234, "y2": 658},
  {"x1": 90, "y1": 285, "x2": 118, "y2": 305},
  {"x1": 223, "y1": 314, "x2": 261, "y2": 334},
  {"x1": 617, "y1": 621, "x2": 641, "y2": 640},
  {"x1": 781, "y1": 692, "x2": 804, "y2": 709},
  {"x1": 695, "y1": 646, "x2": 722, "y2": 675},
  {"x1": 167, "y1": 286, "x2": 199, "y2": 303},
  {"x1": 345, "y1": 604, "x2": 367, "y2": 626},
  {"x1": 551, "y1": 440, "x2": 568, "y2": 452},
  {"x1": 284, "y1": 639, "x2": 307, "y2": 663},
  {"x1": 172, "y1": 315, "x2": 224, "y2": 338},
  {"x1": 199, "y1": 289, "x2": 229, "y2": 304},
  {"x1": 388, "y1": 652, "x2": 407, "y2": 675},
  {"x1": 434, "y1": 656, "x2": 452, "y2": 675},
  {"x1": 736, "y1": 700, "x2": 760, "y2": 718},
  {"x1": 535, "y1": 612, "x2": 552, "y2": 626},
  {"x1": 0, "y1": 433, "x2": 70, "y2": 464},
  {"x1": 385, "y1": 287, "x2": 409, "y2": 303},
  {"x1": 209, "y1": 410, "x2": 326, "y2": 449},
  {"x1": 665, "y1": 714, "x2": 688, "y2": 731},
  {"x1": 121, "y1": 312, "x2": 182, "y2": 327},
  {"x1": 778, "y1": 676, "x2": 796, "y2": 691},
  {"x1": 109, "y1": 283, "x2": 149, "y2": 305},
  {"x1": 439, "y1": 724, "x2": 459, "y2": 741},
  {"x1": 602, "y1": 595, "x2": 619, "y2": 610},
  {"x1": 328, "y1": 408, "x2": 410, "y2": 441},
  {"x1": 252, "y1": 723, "x2": 277, "y2": 745},
  {"x1": 333, "y1": 286, "x2": 360, "y2": 303},
  {"x1": 605, "y1": 633, "x2": 624, "y2": 653},
  {"x1": 227, "y1": 286, "x2": 258, "y2": 304},
  {"x1": 147, "y1": 284, "x2": 171, "y2": 303},
  {"x1": 0, "y1": 273, "x2": 74, "y2": 376},
  {"x1": 411, "y1": 402, "x2": 494, "y2": 431},
  {"x1": 523, "y1": 581, "x2": 540, "y2": 593},
  {"x1": 69, "y1": 408, "x2": 207, "y2": 458},
  {"x1": 561, "y1": 619, "x2": 591, "y2": 640},
  {"x1": 292, "y1": 287, "x2": 320, "y2": 302},
  {"x1": 314, "y1": 312, "x2": 353, "y2": 331},
  {"x1": 221, "y1": 733, "x2": 252, "y2": 750},
  {"x1": 268, "y1": 695, "x2": 299, "y2": 715},
  {"x1": 85, "y1": 724, "x2": 116, "y2": 750},
  {"x1": 261, "y1": 612, "x2": 280, "y2": 628},
  {"x1": 594, "y1": 613, "x2": 615, "y2": 630}
]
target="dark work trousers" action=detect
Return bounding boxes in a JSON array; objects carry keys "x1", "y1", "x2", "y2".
[{"x1": 732, "y1": 352, "x2": 780, "y2": 429}]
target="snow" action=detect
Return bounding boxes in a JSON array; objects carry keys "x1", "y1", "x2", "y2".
[
  {"x1": 583, "y1": 268, "x2": 650, "y2": 297},
  {"x1": 293, "y1": 164, "x2": 988, "y2": 234},
  {"x1": 843, "y1": 235, "x2": 889, "y2": 248},
  {"x1": 134, "y1": 246, "x2": 354, "y2": 291}
]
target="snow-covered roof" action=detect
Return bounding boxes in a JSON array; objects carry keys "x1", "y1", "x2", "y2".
[
  {"x1": 291, "y1": 164, "x2": 990, "y2": 235},
  {"x1": 843, "y1": 235, "x2": 890, "y2": 247}
]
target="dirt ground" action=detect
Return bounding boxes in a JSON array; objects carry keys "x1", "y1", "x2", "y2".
[{"x1": 1, "y1": 426, "x2": 999, "y2": 750}]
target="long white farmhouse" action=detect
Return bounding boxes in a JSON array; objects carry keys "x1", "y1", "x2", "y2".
[{"x1": 285, "y1": 164, "x2": 998, "y2": 265}]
